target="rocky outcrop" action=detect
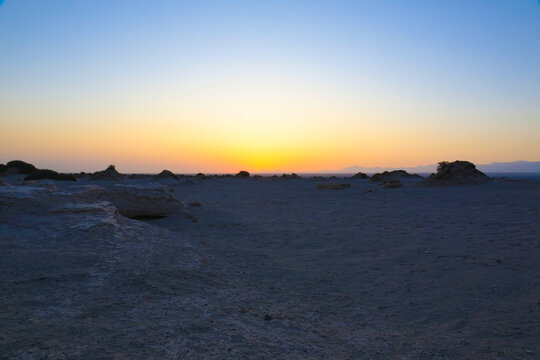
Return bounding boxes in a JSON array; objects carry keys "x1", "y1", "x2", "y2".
[
  {"x1": 155, "y1": 170, "x2": 179, "y2": 180},
  {"x1": 380, "y1": 179, "x2": 402, "y2": 188},
  {"x1": 317, "y1": 183, "x2": 351, "y2": 190},
  {"x1": 24, "y1": 169, "x2": 77, "y2": 181},
  {"x1": 370, "y1": 170, "x2": 422, "y2": 182},
  {"x1": 351, "y1": 172, "x2": 368, "y2": 179},
  {"x1": 423, "y1": 161, "x2": 489, "y2": 186},
  {"x1": 90, "y1": 165, "x2": 122, "y2": 181},
  {"x1": 80, "y1": 184, "x2": 190, "y2": 219},
  {"x1": 0, "y1": 160, "x2": 38, "y2": 175},
  {"x1": 236, "y1": 170, "x2": 250, "y2": 178}
]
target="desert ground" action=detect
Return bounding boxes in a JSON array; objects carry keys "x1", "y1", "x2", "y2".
[{"x1": 1, "y1": 170, "x2": 539, "y2": 359}]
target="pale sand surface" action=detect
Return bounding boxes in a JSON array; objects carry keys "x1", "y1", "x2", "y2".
[{"x1": 1, "y1": 176, "x2": 539, "y2": 359}]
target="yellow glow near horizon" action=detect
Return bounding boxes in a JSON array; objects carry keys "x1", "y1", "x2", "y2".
[{"x1": 1, "y1": 1, "x2": 539, "y2": 173}]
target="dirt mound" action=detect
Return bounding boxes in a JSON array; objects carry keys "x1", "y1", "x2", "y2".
[{"x1": 423, "y1": 161, "x2": 489, "y2": 185}]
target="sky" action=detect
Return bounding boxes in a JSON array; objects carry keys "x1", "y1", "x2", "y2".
[{"x1": 1, "y1": 0, "x2": 539, "y2": 173}]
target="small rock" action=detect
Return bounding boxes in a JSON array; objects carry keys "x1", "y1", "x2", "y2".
[
  {"x1": 264, "y1": 314, "x2": 272, "y2": 321},
  {"x1": 380, "y1": 179, "x2": 402, "y2": 188},
  {"x1": 317, "y1": 183, "x2": 351, "y2": 190},
  {"x1": 189, "y1": 201, "x2": 201, "y2": 207}
]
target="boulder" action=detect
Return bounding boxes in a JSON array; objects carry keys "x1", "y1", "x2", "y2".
[
  {"x1": 317, "y1": 183, "x2": 351, "y2": 190},
  {"x1": 236, "y1": 170, "x2": 250, "y2": 178},
  {"x1": 423, "y1": 161, "x2": 489, "y2": 186},
  {"x1": 82, "y1": 184, "x2": 189, "y2": 219},
  {"x1": 370, "y1": 170, "x2": 422, "y2": 182},
  {"x1": 351, "y1": 172, "x2": 368, "y2": 179},
  {"x1": 90, "y1": 165, "x2": 122, "y2": 181},
  {"x1": 380, "y1": 179, "x2": 402, "y2": 188},
  {"x1": 155, "y1": 170, "x2": 179, "y2": 180},
  {"x1": 24, "y1": 169, "x2": 77, "y2": 181}
]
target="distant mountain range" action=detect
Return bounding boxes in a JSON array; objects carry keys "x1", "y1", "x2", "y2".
[{"x1": 322, "y1": 161, "x2": 540, "y2": 174}]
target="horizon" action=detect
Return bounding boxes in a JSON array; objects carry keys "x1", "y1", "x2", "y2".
[
  {"x1": 2, "y1": 158, "x2": 540, "y2": 175},
  {"x1": 1, "y1": 1, "x2": 539, "y2": 173}
]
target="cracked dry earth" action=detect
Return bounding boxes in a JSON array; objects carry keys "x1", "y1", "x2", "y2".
[{"x1": 1, "y1": 177, "x2": 539, "y2": 359}]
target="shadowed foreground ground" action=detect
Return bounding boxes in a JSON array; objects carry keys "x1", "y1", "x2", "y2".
[{"x1": 1, "y1": 177, "x2": 539, "y2": 359}]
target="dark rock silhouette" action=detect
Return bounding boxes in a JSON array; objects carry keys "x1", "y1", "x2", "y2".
[
  {"x1": 24, "y1": 169, "x2": 76, "y2": 182},
  {"x1": 0, "y1": 178, "x2": 5, "y2": 186},
  {"x1": 155, "y1": 170, "x2": 179, "y2": 180},
  {"x1": 281, "y1": 173, "x2": 301, "y2": 179},
  {"x1": 380, "y1": 179, "x2": 402, "y2": 188},
  {"x1": 1, "y1": 160, "x2": 37, "y2": 175},
  {"x1": 423, "y1": 161, "x2": 489, "y2": 185},
  {"x1": 317, "y1": 183, "x2": 351, "y2": 190},
  {"x1": 370, "y1": 170, "x2": 422, "y2": 182},
  {"x1": 351, "y1": 172, "x2": 368, "y2": 179},
  {"x1": 236, "y1": 170, "x2": 250, "y2": 178},
  {"x1": 90, "y1": 165, "x2": 122, "y2": 181}
]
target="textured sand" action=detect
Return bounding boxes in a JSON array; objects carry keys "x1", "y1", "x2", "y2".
[{"x1": 1, "y1": 175, "x2": 539, "y2": 359}]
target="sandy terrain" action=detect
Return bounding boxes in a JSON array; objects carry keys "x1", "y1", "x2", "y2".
[{"x1": 1, "y1": 175, "x2": 539, "y2": 359}]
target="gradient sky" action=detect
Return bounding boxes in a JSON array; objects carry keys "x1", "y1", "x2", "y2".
[{"x1": 1, "y1": 0, "x2": 539, "y2": 173}]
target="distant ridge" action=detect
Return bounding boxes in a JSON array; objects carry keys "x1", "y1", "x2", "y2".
[{"x1": 324, "y1": 161, "x2": 540, "y2": 174}]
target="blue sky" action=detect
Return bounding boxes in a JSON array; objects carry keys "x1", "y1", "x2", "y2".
[{"x1": 1, "y1": 1, "x2": 539, "y2": 172}]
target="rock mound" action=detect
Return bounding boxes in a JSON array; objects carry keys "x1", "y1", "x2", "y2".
[
  {"x1": 423, "y1": 161, "x2": 489, "y2": 186},
  {"x1": 1, "y1": 160, "x2": 38, "y2": 175},
  {"x1": 317, "y1": 183, "x2": 351, "y2": 190},
  {"x1": 370, "y1": 170, "x2": 422, "y2": 182},
  {"x1": 81, "y1": 184, "x2": 191, "y2": 220},
  {"x1": 236, "y1": 170, "x2": 250, "y2": 178},
  {"x1": 155, "y1": 170, "x2": 179, "y2": 180},
  {"x1": 351, "y1": 172, "x2": 368, "y2": 179},
  {"x1": 24, "y1": 169, "x2": 77, "y2": 181},
  {"x1": 90, "y1": 165, "x2": 122, "y2": 181}
]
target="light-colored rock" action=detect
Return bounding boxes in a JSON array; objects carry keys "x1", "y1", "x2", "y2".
[{"x1": 89, "y1": 184, "x2": 188, "y2": 219}]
